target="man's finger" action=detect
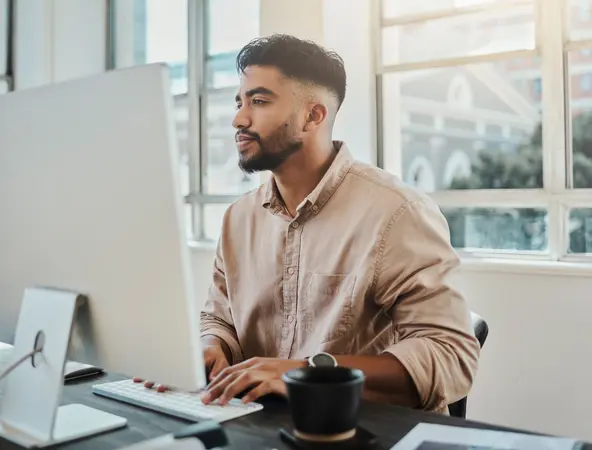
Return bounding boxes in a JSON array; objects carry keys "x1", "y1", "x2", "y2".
[
  {"x1": 241, "y1": 380, "x2": 274, "y2": 404},
  {"x1": 202, "y1": 371, "x2": 242, "y2": 404},
  {"x1": 206, "y1": 364, "x2": 236, "y2": 390},
  {"x1": 218, "y1": 371, "x2": 262, "y2": 405},
  {"x1": 209, "y1": 358, "x2": 230, "y2": 381},
  {"x1": 137, "y1": 380, "x2": 168, "y2": 392}
]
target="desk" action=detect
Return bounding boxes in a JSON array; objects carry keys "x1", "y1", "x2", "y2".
[{"x1": 1, "y1": 372, "x2": 589, "y2": 450}]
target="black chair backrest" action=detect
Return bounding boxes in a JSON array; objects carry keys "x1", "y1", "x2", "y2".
[{"x1": 447, "y1": 311, "x2": 489, "y2": 419}]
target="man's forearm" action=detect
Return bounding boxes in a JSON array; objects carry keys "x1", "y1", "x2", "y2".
[{"x1": 334, "y1": 354, "x2": 420, "y2": 408}]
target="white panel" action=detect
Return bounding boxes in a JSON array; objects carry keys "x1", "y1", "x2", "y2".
[
  {"x1": 112, "y1": 0, "x2": 137, "y2": 68},
  {"x1": 0, "y1": 0, "x2": 7, "y2": 75},
  {"x1": 53, "y1": 0, "x2": 106, "y2": 83},
  {"x1": 14, "y1": 0, "x2": 106, "y2": 89},
  {"x1": 0, "y1": 78, "x2": 8, "y2": 94},
  {"x1": 0, "y1": 65, "x2": 206, "y2": 390},
  {"x1": 13, "y1": 0, "x2": 52, "y2": 89}
]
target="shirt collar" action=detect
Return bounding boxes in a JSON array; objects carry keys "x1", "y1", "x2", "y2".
[{"x1": 261, "y1": 141, "x2": 354, "y2": 215}]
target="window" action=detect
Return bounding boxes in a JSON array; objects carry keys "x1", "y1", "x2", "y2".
[
  {"x1": 111, "y1": 0, "x2": 189, "y2": 94},
  {"x1": 532, "y1": 76, "x2": 542, "y2": 96},
  {"x1": 110, "y1": 0, "x2": 259, "y2": 242},
  {"x1": 569, "y1": 208, "x2": 592, "y2": 253},
  {"x1": 569, "y1": 54, "x2": 592, "y2": 189},
  {"x1": 0, "y1": 0, "x2": 11, "y2": 93},
  {"x1": 579, "y1": 73, "x2": 592, "y2": 91},
  {"x1": 381, "y1": 4, "x2": 534, "y2": 67},
  {"x1": 570, "y1": 0, "x2": 592, "y2": 40},
  {"x1": 378, "y1": 0, "x2": 592, "y2": 259},
  {"x1": 110, "y1": 0, "x2": 191, "y2": 237},
  {"x1": 200, "y1": 0, "x2": 259, "y2": 241}
]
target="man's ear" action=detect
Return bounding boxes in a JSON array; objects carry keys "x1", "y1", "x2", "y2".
[{"x1": 303, "y1": 103, "x2": 328, "y2": 132}]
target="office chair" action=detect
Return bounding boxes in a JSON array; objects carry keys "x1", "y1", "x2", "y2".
[{"x1": 447, "y1": 311, "x2": 489, "y2": 419}]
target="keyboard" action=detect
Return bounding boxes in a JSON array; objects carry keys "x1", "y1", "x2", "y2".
[{"x1": 92, "y1": 379, "x2": 263, "y2": 422}]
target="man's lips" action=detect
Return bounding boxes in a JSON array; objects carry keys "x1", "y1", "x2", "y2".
[
  {"x1": 236, "y1": 134, "x2": 257, "y2": 142},
  {"x1": 236, "y1": 134, "x2": 258, "y2": 150}
]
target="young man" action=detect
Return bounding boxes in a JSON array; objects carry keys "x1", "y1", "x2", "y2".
[{"x1": 165, "y1": 34, "x2": 479, "y2": 414}]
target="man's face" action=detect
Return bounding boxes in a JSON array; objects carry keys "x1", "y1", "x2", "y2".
[{"x1": 233, "y1": 65, "x2": 304, "y2": 173}]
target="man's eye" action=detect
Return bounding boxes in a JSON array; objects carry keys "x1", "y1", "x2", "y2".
[
  {"x1": 253, "y1": 99, "x2": 267, "y2": 105},
  {"x1": 236, "y1": 103, "x2": 242, "y2": 110}
]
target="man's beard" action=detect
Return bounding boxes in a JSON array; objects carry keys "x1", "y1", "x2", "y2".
[{"x1": 237, "y1": 123, "x2": 303, "y2": 174}]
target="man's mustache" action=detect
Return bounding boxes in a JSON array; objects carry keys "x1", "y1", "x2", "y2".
[{"x1": 235, "y1": 130, "x2": 261, "y2": 142}]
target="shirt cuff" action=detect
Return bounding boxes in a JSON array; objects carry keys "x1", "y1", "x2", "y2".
[
  {"x1": 383, "y1": 338, "x2": 446, "y2": 412},
  {"x1": 201, "y1": 328, "x2": 244, "y2": 365}
]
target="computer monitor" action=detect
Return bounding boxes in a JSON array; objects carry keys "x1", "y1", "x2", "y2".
[{"x1": 0, "y1": 64, "x2": 207, "y2": 392}]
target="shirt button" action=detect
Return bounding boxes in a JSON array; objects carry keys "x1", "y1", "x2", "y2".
[
  {"x1": 288, "y1": 315, "x2": 294, "y2": 323},
  {"x1": 287, "y1": 267, "x2": 295, "y2": 275},
  {"x1": 311, "y1": 205, "x2": 319, "y2": 213},
  {"x1": 291, "y1": 221, "x2": 300, "y2": 229}
]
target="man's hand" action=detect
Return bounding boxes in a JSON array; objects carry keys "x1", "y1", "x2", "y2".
[
  {"x1": 202, "y1": 336, "x2": 231, "y2": 381},
  {"x1": 134, "y1": 336, "x2": 231, "y2": 391},
  {"x1": 201, "y1": 357, "x2": 305, "y2": 405}
]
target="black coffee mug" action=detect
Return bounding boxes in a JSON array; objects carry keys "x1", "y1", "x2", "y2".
[{"x1": 282, "y1": 366, "x2": 365, "y2": 442}]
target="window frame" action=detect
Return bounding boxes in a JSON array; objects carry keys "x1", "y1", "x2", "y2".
[
  {"x1": 0, "y1": 0, "x2": 13, "y2": 92},
  {"x1": 107, "y1": 0, "x2": 255, "y2": 243},
  {"x1": 186, "y1": 0, "x2": 253, "y2": 242},
  {"x1": 375, "y1": 0, "x2": 592, "y2": 262}
]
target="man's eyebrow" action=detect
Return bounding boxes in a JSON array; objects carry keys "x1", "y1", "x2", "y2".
[{"x1": 235, "y1": 87, "x2": 277, "y2": 102}]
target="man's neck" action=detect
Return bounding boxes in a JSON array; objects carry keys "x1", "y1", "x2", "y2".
[{"x1": 272, "y1": 141, "x2": 337, "y2": 218}]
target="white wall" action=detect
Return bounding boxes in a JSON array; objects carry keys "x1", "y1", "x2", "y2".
[
  {"x1": 323, "y1": 0, "x2": 377, "y2": 165},
  {"x1": 459, "y1": 268, "x2": 592, "y2": 441},
  {"x1": 259, "y1": 0, "x2": 324, "y2": 43}
]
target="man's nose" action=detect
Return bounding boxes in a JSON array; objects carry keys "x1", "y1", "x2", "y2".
[{"x1": 232, "y1": 106, "x2": 250, "y2": 130}]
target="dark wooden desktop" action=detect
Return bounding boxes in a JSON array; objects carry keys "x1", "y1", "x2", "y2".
[{"x1": 2, "y1": 372, "x2": 588, "y2": 450}]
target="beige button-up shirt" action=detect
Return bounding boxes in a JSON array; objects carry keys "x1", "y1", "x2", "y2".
[{"x1": 200, "y1": 142, "x2": 480, "y2": 413}]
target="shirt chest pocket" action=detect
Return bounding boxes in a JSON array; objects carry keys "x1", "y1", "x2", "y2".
[{"x1": 302, "y1": 272, "x2": 357, "y2": 343}]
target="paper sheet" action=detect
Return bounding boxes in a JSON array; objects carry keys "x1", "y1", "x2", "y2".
[{"x1": 391, "y1": 423, "x2": 585, "y2": 450}]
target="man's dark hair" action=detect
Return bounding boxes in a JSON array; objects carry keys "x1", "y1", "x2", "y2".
[{"x1": 236, "y1": 34, "x2": 346, "y2": 108}]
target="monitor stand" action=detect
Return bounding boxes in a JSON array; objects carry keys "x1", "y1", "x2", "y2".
[{"x1": 0, "y1": 287, "x2": 127, "y2": 448}]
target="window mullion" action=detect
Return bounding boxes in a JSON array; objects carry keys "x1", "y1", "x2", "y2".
[
  {"x1": 380, "y1": 49, "x2": 537, "y2": 74},
  {"x1": 539, "y1": 0, "x2": 568, "y2": 259},
  {"x1": 429, "y1": 189, "x2": 549, "y2": 208},
  {"x1": 187, "y1": 0, "x2": 205, "y2": 241}
]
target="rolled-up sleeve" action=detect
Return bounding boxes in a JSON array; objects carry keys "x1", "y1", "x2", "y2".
[
  {"x1": 375, "y1": 198, "x2": 480, "y2": 412},
  {"x1": 200, "y1": 240, "x2": 244, "y2": 365}
]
